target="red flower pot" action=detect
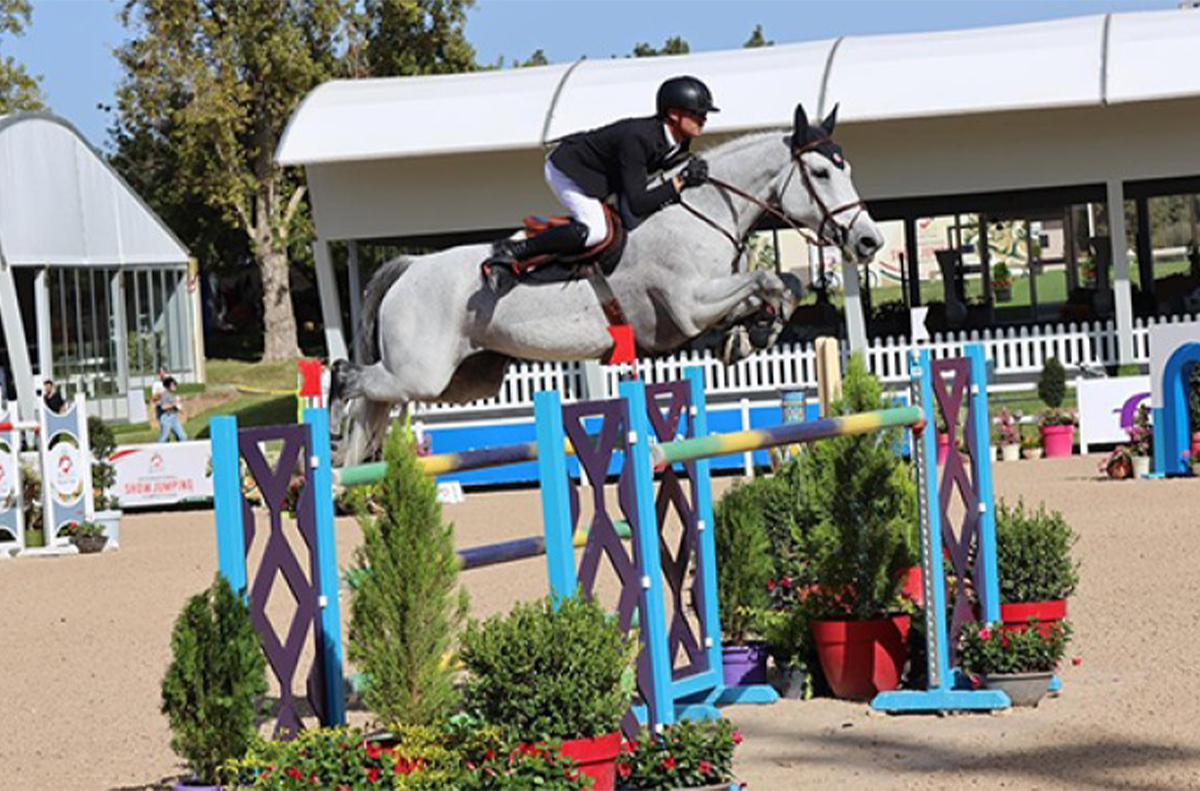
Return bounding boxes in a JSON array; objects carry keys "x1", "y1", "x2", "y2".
[
  {"x1": 899, "y1": 566, "x2": 924, "y2": 607},
  {"x1": 811, "y1": 615, "x2": 910, "y2": 701},
  {"x1": 999, "y1": 600, "x2": 1068, "y2": 637},
  {"x1": 560, "y1": 731, "x2": 621, "y2": 791},
  {"x1": 936, "y1": 432, "x2": 950, "y2": 465},
  {"x1": 1040, "y1": 425, "x2": 1074, "y2": 458},
  {"x1": 1192, "y1": 432, "x2": 1200, "y2": 459}
]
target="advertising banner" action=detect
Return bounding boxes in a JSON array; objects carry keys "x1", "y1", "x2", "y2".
[
  {"x1": 1077, "y1": 376, "x2": 1151, "y2": 453},
  {"x1": 110, "y1": 441, "x2": 213, "y2": 508}
]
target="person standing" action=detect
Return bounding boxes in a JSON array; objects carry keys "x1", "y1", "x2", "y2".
[
  {"x1": 157, "y1": 376, "x2": 187, "y2": 443},
  {"x1": 149, "y1": 367, "x2": 167, "y2": 426},
  {"x1": 42, "y1": 379, "x2": 65, "y2": 415}
]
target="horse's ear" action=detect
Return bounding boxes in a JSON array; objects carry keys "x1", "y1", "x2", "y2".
[
  {"x1": 793, "y1": 104, "x2": 810, "y2": 136},
  {"x1": 821, "y1": 104, "x2": 839, "y2": 136}
]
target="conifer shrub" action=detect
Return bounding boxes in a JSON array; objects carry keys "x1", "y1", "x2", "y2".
[
  {"x1": 1038, "y1": 357, "x2": 1067, "y2": 410},
  {"x1": 160, "y1": 574, "x2": 267, "y2": 786},
  {"x1": 348, "y1": 427, "x2": 469, "y2": 727},
  {"x1": 796, "y1": 354, "x2": 918, "y2": 620},
  {"x1": 995, "y1": 499, "x2": 1079, "y2": 603},
  {"x1": 713, "y1": 480, "x2": 775, "y2": 644}
]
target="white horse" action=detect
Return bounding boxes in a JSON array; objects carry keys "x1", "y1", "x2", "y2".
[{"x1": 331, "y1": 104, "x2": 884, "y2": 464}]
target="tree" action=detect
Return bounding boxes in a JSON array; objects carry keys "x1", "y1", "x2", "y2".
[
  {"x1": 632, "y1": 36, "x2": 690, "y2": 57},
  {"x1": 744, "y1": 24, "x2": 773, "y2": 48},
  {"x1": 348, "y1": 427, "x2": 469, "y2": 726},
  {"x1": 0, "y1": 0, "x2": 44, "y2": 113},
  {"x1": 112, "y1": 0, "x2": 478, "y2": 362}
]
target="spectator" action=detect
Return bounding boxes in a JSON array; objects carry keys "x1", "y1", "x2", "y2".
[
  {"x1": 149, "y1": 367, "x2": 167, "y2": 425},
  {"x1": 42, "y1": 379, "x2": 65, "y2": 415},
  {"x1": 157, "y1": 376, "x2": 187, "y2": 443}
]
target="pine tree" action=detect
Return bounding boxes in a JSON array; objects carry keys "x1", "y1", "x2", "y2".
[
  {"x1": 348, "y1": 427, "x2": 468, "y2": 726},
  {"x1": 797, "y1": 355, "x2": 917, "y2": 621}
]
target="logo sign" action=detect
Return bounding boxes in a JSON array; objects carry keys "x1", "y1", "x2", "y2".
[
  {"x1": 48, "y1": 444, "x2": 84, "y2": 505},
  {"x1": 1077, "y1": 375, "x2": 1151, "y2": 452}
]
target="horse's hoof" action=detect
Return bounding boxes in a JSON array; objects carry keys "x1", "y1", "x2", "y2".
[{"x1": 720, "y1": 326, "x2": 752, "y2": 366}]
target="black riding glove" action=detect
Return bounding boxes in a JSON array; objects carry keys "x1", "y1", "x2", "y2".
[{"x1": 680, "y1": 157, "x2": 709, "y2": 189}]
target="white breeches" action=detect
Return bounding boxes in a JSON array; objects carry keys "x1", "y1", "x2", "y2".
[{"x1": 544, "y1": 160, "x2": 609, "y2": 246}]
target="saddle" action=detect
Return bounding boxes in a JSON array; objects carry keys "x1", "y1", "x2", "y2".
[{"x1": 512, "y1": 203, "x2": 627, "y2": 282}]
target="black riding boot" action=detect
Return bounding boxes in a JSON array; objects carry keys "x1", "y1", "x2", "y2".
[{"x1": 484, "y1": 220, "x2": 590, "y2": 292}]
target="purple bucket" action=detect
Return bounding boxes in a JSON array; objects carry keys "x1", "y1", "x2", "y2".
[{"x1": 722, "y1": 642, "x2": 769, "y2": 686}]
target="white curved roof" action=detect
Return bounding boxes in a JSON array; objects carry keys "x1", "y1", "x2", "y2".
[
  {"x1": 0, "y1": 114, "x2": 189, "y2": 266},
  {"x1": 277, "y1": 8, "x2": 1200, "y2": 166}
]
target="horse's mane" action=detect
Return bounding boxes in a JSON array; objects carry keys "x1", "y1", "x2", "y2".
[{"x1": 701, "y1": 129, "x2": 787, "y2": 162}]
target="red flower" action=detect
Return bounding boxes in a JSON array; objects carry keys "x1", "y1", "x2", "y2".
[
  {"x1": 661, "y1": 755, "x2": 676, "y2": 771},
  {"x1": 978, "y1": 627, "x2": 992, "y2": 641},
  {"x1": 622, "y1": 739, "x2": 637, "y2": 754},
  {"x1": 969, "y1": 674, "x2": 982, "y2": 689},
  {"x1": 732, "y1": 730, "x2": 743, "y2": 745},
  {"x1": 1072, "y1": 655, "x2": 1083, "y2": 666},
  {"x1": 700, "y1": 759, "x2": 714, "y2": 775},
  {"x1": 483, "y1": 748, "x2": 496, "y2": 760},
  {"x1": 617, "y1": 763, "x2": 632, "y2": 779},
  {"x1": 286, "y1": 767, "x2": 303, "y2": 780},
  {"x1": 365, "y1": 743, "x2": 382, "y2": 761},
  {"x1": 394, "y1": 757, "x2": 413, "y2": 776},
  {"x1": 366, "y1": 767, "x2": 380, "y2": 784},
  {"x1": 767, "y1": 579, "x2": 777, "y2": 590},
  {"x1": 781, "y1": 576, "x2": 792, "y2": 588}
]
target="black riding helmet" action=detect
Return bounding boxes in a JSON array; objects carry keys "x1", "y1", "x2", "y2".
[{"x1": 656, "y1": 76, "x2": 719, "y2": 118}]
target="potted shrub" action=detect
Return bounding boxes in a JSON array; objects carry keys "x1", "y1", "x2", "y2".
[
  {"x1": 460, "y1": 594, "x2": 636, "y2": 791},
  {"x1": 1128, "y1": 403, "x2": 1153, "y2": 478},
  {"x1": 1099, "y1": 445, "x2": 1134, "y2": 480},
  {"x1": 991, "y1": 261, "x2": 1013, "y2": 303},
  {"x1": 88, "y1": 416, "x2": 121, "y2": 546},
  {"x1": 1189, "y1": 366, "x2": 1200, "y2": 459},
  {"x1": 994, "y1": 500, "x2": 1079, "y2": 636},
  {"x1": 959, "y1": 620, "x2": 1072, "y2": 707},
  {"x1": 1037, "y1": 358, "x2": 1075, "y2": 457},
  {"x1": 758, "y1": 575, "x2": 811, "y2": 698},
  {"x1": 713, "y1": 479, "x2": 774, "y2": 686},
  {"x1": 615, "y1": 719, "x2": 741, "y2": 791},
  {"x1": 161, "y1": 575, "x2": 268, "y2": 789},
  {"x1": 347, "y1": 427, "x2": 468, "y2": 727},
  {"x1": 65, "y1": 520, "x2": 107, "y2": 554},
  {"x1": 995, "y1": 407, "x2": 1021, "y2": 462},
  {"x1": 1020, "y1": 430, "x2": 1042, "y2": 460},
  {"x1": 794, "y1": 356, "x2": 917, "y2": 701}
]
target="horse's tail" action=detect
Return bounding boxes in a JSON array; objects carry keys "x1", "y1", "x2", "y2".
[{"x1": 358, "y1": 255, "x2": 414, "y2": 365}]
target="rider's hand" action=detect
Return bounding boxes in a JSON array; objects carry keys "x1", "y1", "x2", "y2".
[{"x1": 680, "y1": 157, "x2": 709, "y2": 189}]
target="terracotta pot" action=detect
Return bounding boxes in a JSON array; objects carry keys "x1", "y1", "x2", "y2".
[
  {"x1": 1040, "y1": 424, "x2": 1074, "y2": 458},
  {"x1": 984, "y1": 671, "x2": 1054, "y2": 707},
  {"x1": 560, "y1": 731, "x2": 621, "y2": 791},
  {"x1": 811, "y1": 615, "x2": 910, "y2": 701},
  {"x1": 1000, "y1": 600, "x2": 1067, "y2": 637}
]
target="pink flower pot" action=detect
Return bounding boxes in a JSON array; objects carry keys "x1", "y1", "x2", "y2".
[
  {"x1": 936, "y1": 432, "x2": 949, "y2": 465},
  {"x1": 1040, "y1": 425, "x2": 1074, "y2": 458}
]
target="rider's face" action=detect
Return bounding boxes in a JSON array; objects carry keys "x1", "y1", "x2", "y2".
[{"x1": 668, "y1": 109, "x2": 706, "y2": 139}]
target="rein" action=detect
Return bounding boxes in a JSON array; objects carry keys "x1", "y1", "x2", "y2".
[{"x1": 678, "y1": 138, "x2": 866, "y2": 273}]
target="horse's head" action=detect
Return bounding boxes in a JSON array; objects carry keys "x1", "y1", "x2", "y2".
[{"x1": 776, "y1": 104, "x2": 884, "y2": 264}]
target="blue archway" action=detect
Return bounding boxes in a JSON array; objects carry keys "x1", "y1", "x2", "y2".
[{"x1": 1154, "y1": 342, "x2": 1200, "y2": 475}]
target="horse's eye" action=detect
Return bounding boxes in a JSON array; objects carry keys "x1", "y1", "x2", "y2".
[{"x1": 813, "y1": 168, "x2": 830, "y2": 180}]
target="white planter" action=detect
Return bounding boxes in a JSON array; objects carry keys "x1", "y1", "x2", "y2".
[
  {"x1": 1132, "y1": 456, "x2": 1151, "y2": 478},
  {"x1": 1022, "y1": 447, "x2": 1043, "y2": 460},
  {"x1": 1000, "y1": 444, "x2": 1021, "y2": 462},
  {"x1": 94, "y1": 509, "x2": 122, "y2": 550}
]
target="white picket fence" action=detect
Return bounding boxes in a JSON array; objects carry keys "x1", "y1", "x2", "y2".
[{"x1": 410, "y1": 313, "x2": 1198, "y2": 420}]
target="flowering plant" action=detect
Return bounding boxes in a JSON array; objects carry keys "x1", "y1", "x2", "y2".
[
  {"x1": 958, "y1": 620, "x2": 1071, "y2": 678},
  {"x1": 1037, "y1": 407, "x2": 1078, "y2": 428},
  {"x1": 615, "y1": 719, "x2": 740, "y2": 790},
  {"x1": 994, "y1": 407, "x2": 1020, "y2": 446},
  {"x1": 1098, "y1": 445, "x2": 1134, "y2": 479},
  {"x1": 991, "y1": 261, "x2": 1013, "y2": 289},
  {"x1": 1127, "y1": 403, "x2": 1153, "y2": 457},
  {"x1": 65, "y1": 520, "x2": 105, "y2": 539}
]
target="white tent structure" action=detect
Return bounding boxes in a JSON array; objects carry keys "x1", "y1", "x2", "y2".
[
  {"x1": 0, "y1": 113, "x2": 202, "y2": 422},
  {"x1": 278, "y1": 7, "x2": 1200, "y2": 365}
]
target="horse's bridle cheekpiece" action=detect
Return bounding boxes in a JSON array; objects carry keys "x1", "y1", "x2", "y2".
[{"x1": 680, "y1": 136, "x2": 866, "y2": 273}]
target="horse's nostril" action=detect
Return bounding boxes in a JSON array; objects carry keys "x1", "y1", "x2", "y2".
[{"x1": 860, "y1": 236, "x2": 879, "y2": 250}]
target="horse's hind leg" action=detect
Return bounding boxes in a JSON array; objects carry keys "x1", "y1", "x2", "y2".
[{"x1": 337, "y1": 397, "x2": 396, "y2": 466}]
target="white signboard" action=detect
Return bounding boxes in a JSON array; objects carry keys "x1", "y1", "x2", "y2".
[
  {"x1": 110, "y1": 440, "x2": 214, "y2": 508},
  {"x1": 1077, "y1": 376, "x2": 1151, "y2": 453}
]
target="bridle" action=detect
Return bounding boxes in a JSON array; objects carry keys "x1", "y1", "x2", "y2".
[{"x1": 678, "y1": 138, "x2": 867, "y2": 273}]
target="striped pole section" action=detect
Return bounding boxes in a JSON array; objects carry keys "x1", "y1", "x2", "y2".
[
  {"x1": 650, "y1": 406, "x2": 923, "y2": 468},
  {"x1": 335, "y1": 439, "x2": 573, "y2": 487},
  {"x1": 456, "y1": 521, "x2": 633, "y2": 571}
]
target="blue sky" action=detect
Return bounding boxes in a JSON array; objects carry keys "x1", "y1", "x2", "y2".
[{"x1": 7, "y1": 0, "x2": 1180, "y2": 151}]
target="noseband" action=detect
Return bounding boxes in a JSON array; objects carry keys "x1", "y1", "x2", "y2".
[{"x1": 679, "y1": 138, "x2": 866, "y2": 272}]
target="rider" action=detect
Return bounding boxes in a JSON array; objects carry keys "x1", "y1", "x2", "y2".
[{"x1": 484, "y1": 75, "x2": 718, "y2": 289}]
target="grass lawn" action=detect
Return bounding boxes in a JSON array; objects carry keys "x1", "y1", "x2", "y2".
[{"x1": 112, "y1": 358, "x2": 303, "y2": 444}]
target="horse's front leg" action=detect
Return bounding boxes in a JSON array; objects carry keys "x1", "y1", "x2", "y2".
[{"x1": 683, "y1": 270, "x2": 786, "y2": 333}]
